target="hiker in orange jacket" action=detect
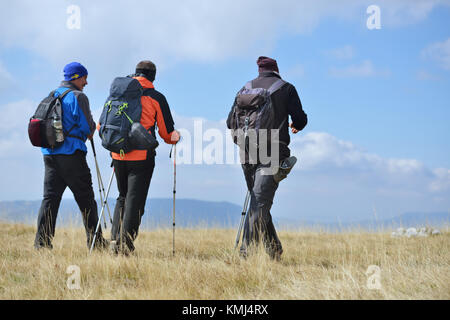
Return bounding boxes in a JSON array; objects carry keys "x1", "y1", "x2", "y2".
[{"x1": 102, "y1": 60, "x2": 180, "y2": 254}]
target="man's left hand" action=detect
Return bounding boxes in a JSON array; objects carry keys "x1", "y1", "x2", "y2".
[{"x1": 289, "y1": 122, "x2": 299, "y2": 134}]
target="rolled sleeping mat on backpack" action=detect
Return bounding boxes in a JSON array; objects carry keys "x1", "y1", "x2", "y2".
[
  {"x1": 273, "y1": 156, "x2": 297, "y2": 183},
  {"x1": 129, "y1": 122, "x2": 159, "y2": 150}
]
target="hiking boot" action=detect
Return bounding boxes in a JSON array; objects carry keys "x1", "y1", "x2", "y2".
[
  {"x1": 110, "y1": 240, "x2": 134, "y2": 257},
  {"x1": 239, "y1": 247, "x2": 248, "y2": 260},
  {"x1": 119, "y1": 246, "x2": 132, "y2": 257},
  {"x1": 269, "y1": 248, "x2": 283, "y2": 262},
  {"x1": 118, "y1": 235, "x2": 135, "y2": 256},
  {"x1": 91, "y1": 237, "x2": 109, "y2": 251},
  {"x1": 271, "y1": 251, "x2": 282, "y2": 262},
  {"x1": 273, "y1": 156, "x2": 297, "y2": 183},
  {"x1": 34, "y1": 237, "x2": 53, "y2": 250},
  {"x1": 34, "y1": 243, "x2": 53, "y2": 251}
]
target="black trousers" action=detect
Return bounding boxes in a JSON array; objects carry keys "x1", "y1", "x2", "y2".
[
  {"x1": 240, "y1": 163, "x2": 283, "y2": 258},
  {"x1": 35, "y1": 150, "x2": 103, "y2": 249},
  {"x1": 112, "y1": 154, "x2": 155, "y2": 251}
]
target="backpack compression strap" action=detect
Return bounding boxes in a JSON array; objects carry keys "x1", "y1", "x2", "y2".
[{"x1": 64, "y1": 124, "x2": 84, "y2": 141}]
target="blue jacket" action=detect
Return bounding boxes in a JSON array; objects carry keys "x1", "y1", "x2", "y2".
[{"x1": 42, "y1": 81, "x2": 96, "y2": 155}]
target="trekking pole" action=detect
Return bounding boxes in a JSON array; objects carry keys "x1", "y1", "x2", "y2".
[
  {"x1": 170, "y1": 144, "x2": 176, "y2": 256},
  {"x1": 90, "y1": 168, "x2": 115, "y2": 253},
  {"x1": 91, "y1": 139, "x2": 113, "y2": 225},
  {"x1": 90, "y1": 139, "x2": 113, "y2": 226},
  {"x1": 91, "y1": 140, "x2": 107, "y2": 229},
  {"x1": 234, "y1": 190, "x2": 250, "y2": 249},
  {"x1": 97, "y1": 171, "x2": 108, "y2": 229}
]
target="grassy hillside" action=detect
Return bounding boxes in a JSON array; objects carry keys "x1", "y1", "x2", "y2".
[{"x1": 0, "y1": 222, "x2": 448, "y2": 299}]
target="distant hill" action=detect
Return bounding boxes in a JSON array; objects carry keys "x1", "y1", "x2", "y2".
[
  {"x1": 380, "y1": 211, "x2": 450, "y2": 228},
  {"x1": 276, "y1": 211, "x2": 450, "y2": 231},
  {"x1": 0, "y1": 198, "x2": 242, "y2": 229},
  {"x1": 0, "y1": 199, "x2": 448, "y2": 231}
]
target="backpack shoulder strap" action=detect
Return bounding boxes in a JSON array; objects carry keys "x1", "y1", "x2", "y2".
[
  {"x1": 244, "y1": 81, "x2": 253, "y2": 90},
  {"x1": 42, "y1": 89, "x2": 71, "y2": 119},
  {"x1": 56, "y1": 88, "x2": 73, "y2": 100},
  {"x1": 142, "y1": 88, "x2": 154, "y2": 96},
  {"x1": 267, "y1": 79, "x2": 286, "y2": 95}
]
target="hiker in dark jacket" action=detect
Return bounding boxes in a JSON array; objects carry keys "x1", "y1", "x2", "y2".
[
  {"x1": 227, "y1": 56, "x2": 308, "y2": 260},
  {"x1": 102, "y1": 60, "x2": 180, "y2": 255},
  {"x1": 34, "y1": 62, "x2": 107, "y2": 250}
]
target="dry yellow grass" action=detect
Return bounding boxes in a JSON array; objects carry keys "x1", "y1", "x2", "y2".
[{"x1": 0, "y1": 222, "x2": 448, "y2": 300}]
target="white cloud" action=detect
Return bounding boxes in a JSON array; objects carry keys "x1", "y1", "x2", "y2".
[
  {"x1": 422, "y1": 37, "x2": 450, "y2": 71},
  {"x1": 416, "y1": 70, "x2": 441, "y2": 81},
  {"x1": 290, "y1": 132, "x2": 449, "y2": 194},
  {"x1": 325, "y1": 45, "x2": 355, "y2": 60},
  {"x1": 0, "y1": 100, "x2": 45, "y2": 200},
  {"x1": 1, "y1": 0, "x2": 449, "y2": 219},
  {"x1": 1, "y1": 106, "x2": 450, "y2": 220},
  {"x1": 0, "y1": 100, "x2": 36, "y2": 157},
  {"x1": 329, "y1": 60, "x2": 390, "y2": 78},
  {"x1": 0, "y1": 61, "x2": 13, "y2": 92},
  {"x1": 375, "y1": 0, "x2": 449, "y2": 26},
  {"x1": 0, "y1": 0, "x2": 448, "y2": 71},
  {"x1": 291, "y1": 132, "x2": 380, "y2": 171},
  {"x1": 430, "y1": 168, "x2": 450, "y2": 192}
]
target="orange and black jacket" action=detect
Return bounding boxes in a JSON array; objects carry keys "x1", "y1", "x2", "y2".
[{"x1": 101, "y1": 75, "x2": 177, "y2": 161}]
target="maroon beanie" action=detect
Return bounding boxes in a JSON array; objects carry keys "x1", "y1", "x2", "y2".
[{"x1": 257, "y1": 56, "x2": 279, "y2": 73}]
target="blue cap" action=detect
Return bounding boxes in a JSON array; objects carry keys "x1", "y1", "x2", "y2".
[{"x1": 63, "y1": 62, "x2": 88, "y2": 81}]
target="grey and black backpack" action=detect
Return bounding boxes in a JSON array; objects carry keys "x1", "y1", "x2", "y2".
[
  {"x1": 28, "y1": 88, "x2": 78, "y2": 149},
  {"x1": 228, "y1": 78, "x2": 286, "y2": 151},
  {"x1": 98, "y1": 77, "x2": 158, "y2": 156}
]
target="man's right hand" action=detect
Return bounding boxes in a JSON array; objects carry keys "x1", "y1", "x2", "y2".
[{"x1": 171, "y1": 130, "x2": 181, "y2": 143}]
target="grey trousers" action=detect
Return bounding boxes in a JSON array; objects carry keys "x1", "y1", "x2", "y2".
[{"x1": 240, "y1": 163, "x2": 283, "y2": 258}]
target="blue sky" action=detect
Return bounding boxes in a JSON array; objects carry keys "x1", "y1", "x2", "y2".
[{"x1": 0, "y1": 1, "x2": 449, "y2": 222}]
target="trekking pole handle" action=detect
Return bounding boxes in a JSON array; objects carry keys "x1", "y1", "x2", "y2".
[{"x1": 90, "y1": 139, "x2": 97, "y2": 157}]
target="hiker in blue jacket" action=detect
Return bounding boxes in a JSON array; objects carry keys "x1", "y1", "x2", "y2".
[{"x1": 34, "y1": 62, "x2": 107, "y2": 250}]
